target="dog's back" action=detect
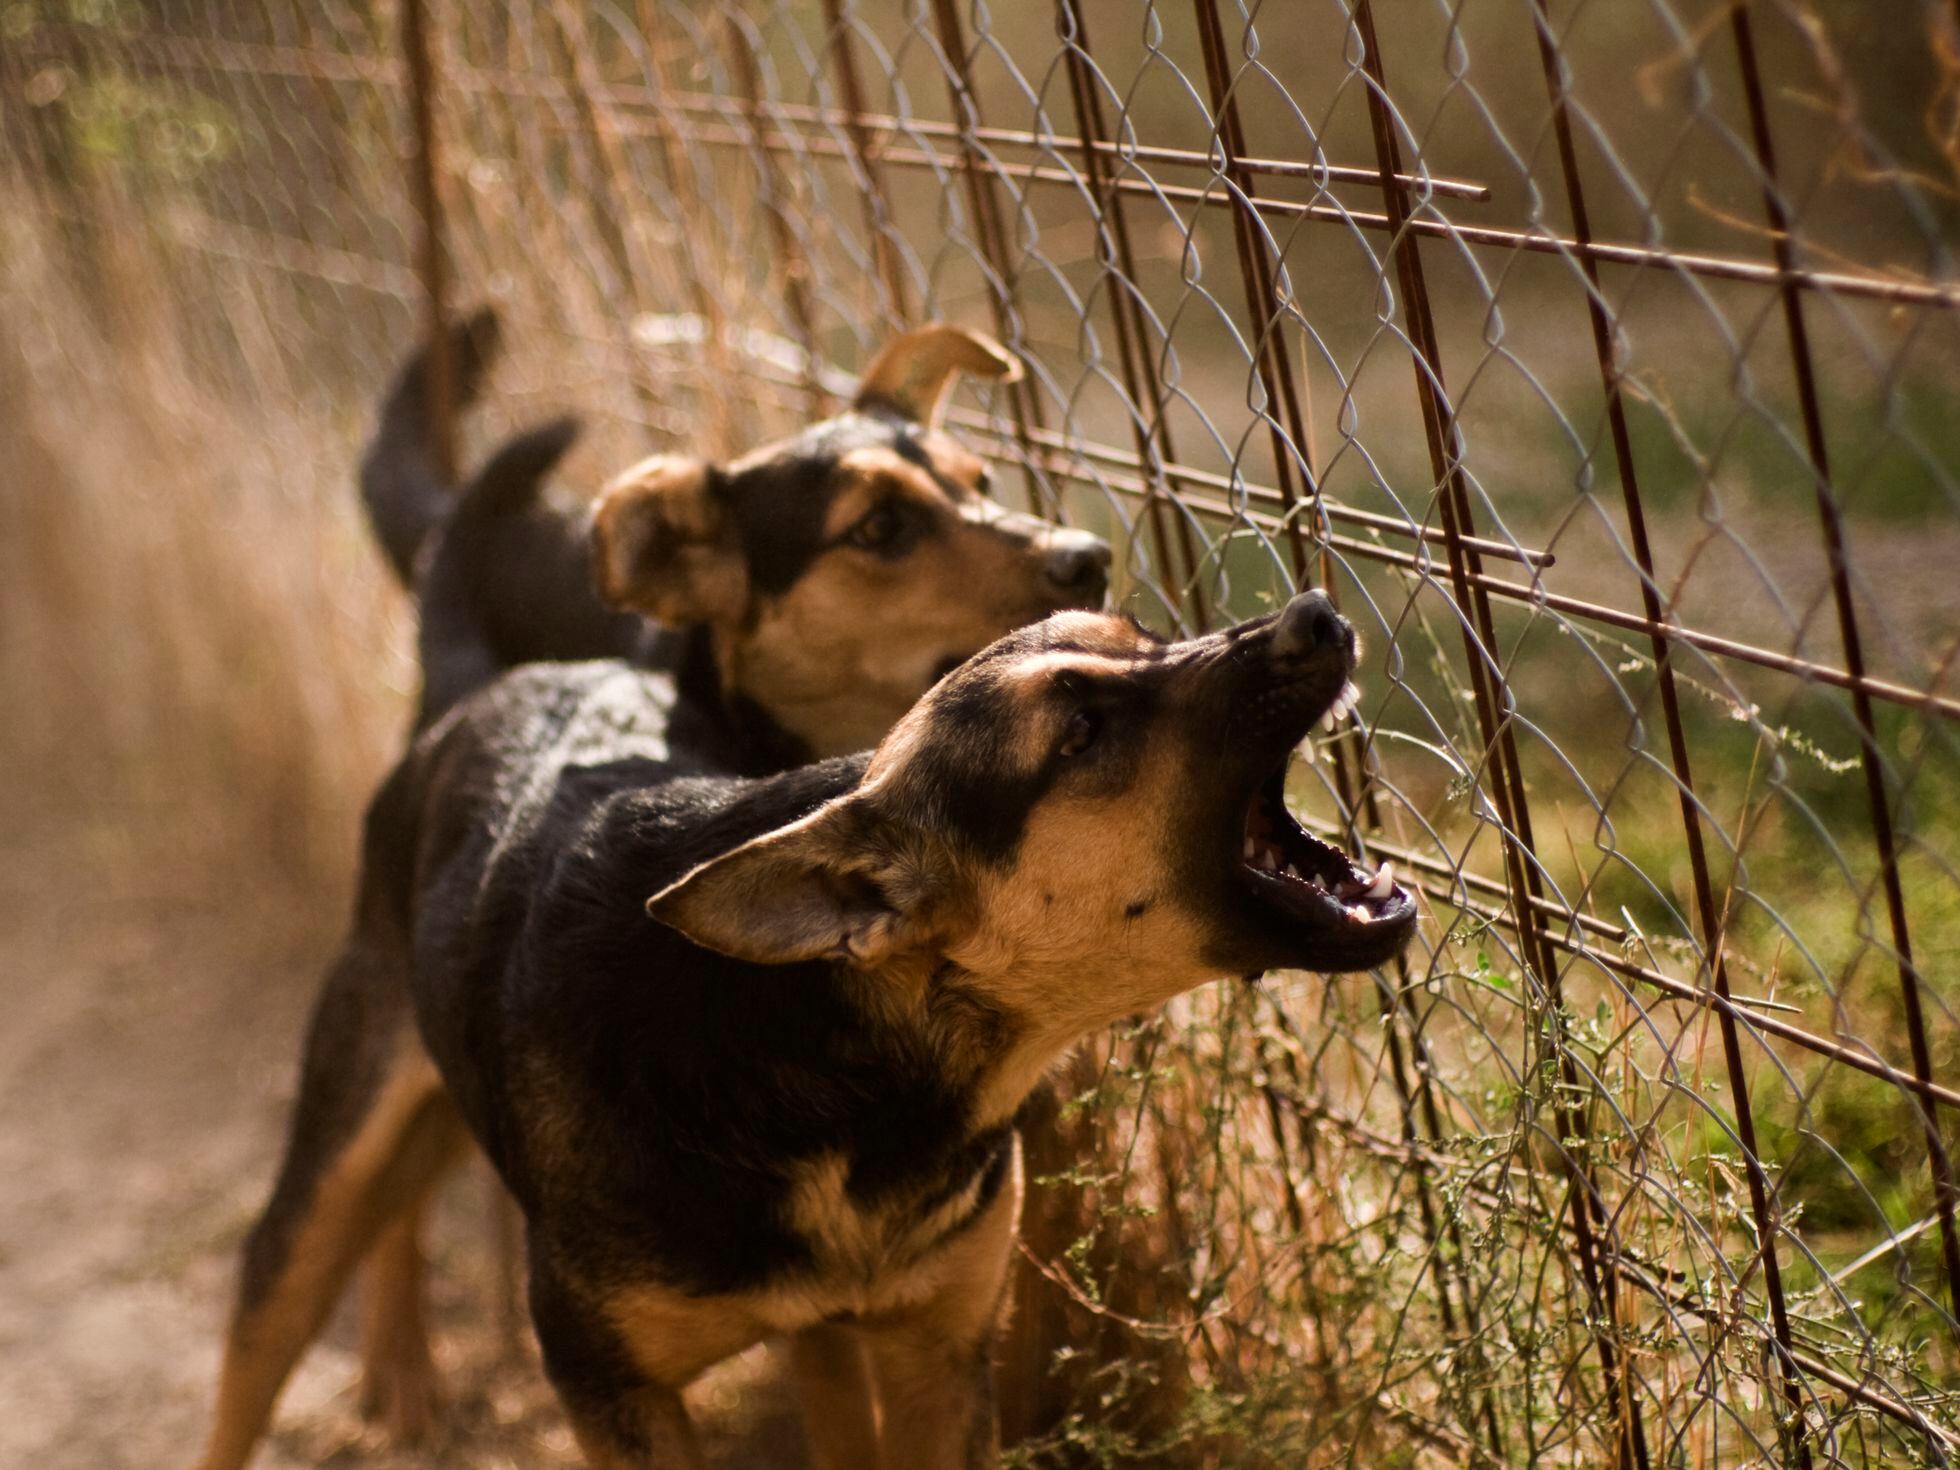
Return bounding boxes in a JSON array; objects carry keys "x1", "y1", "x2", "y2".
[{"x1": 412, "y1": 429, "x2": 653, "y2": 724}]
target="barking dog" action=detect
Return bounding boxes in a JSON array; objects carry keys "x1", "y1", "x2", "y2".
[
  {"x1": 360, "y1": 309, "x2": 1112, "y2": 746},
  {"x1": 337, "y1": 315, "x2": 1112, "y2": 1438},
  {"x1": 190, "y1": 591, "x2": 1415, "y2": 1470}
]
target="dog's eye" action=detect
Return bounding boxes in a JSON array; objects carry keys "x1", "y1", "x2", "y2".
[
  {"x1": 1058, "y1": 709, "x2": 1101, "y2": 758},
  {"x1": 848, "y1": 502, "x2": 902, "y2": 551}
]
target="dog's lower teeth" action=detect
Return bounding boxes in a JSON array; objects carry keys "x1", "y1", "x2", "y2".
[{"x1": 1346, "y1": 904, "x2": 1370, "y2": 923}]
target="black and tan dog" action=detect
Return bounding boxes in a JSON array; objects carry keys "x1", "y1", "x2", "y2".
[
  {"x1": 327, "y1": 314, "x2": 1112, "y2": 1438},
  {"x1": 360, "y1": 307, "x2": 1112, "y2": 745},
  {"x1": 191, "y1": 589, "x2": 1415, "y2": 1470}
]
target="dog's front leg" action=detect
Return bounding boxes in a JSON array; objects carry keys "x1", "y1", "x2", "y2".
[
  {"x1": 560, "y1": 1386, "x2": 703, "y2": 1470},
  {"x1": 861, "y1": 1313, "x2": 998, "y2": 1470},
  {"x1": 860, "y1": 1145, "x2": 1022, "y2": 1469},
  {"x1": 789, "y1": 1321, "x2": 881, "y2": 1470},
  {"x1": 530, "y1": 1261, "x2": 753, "y2": 1470}
]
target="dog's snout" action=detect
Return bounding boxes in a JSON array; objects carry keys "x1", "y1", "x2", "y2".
[
  {"x1": 1044, "y1": 533, "x2": 1112, "y2": 604},
  {"x1": 1270, "y1": 590, "x2": 1350, "y2": 662}
]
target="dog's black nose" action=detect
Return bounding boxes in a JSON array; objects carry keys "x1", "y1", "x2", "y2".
[
  {"x1": 1045, "y1": 533, "x2": 1112, "y2": 602},
  {"x1": 1270, "y1": 589, "x2": 1349, "y2": 660}
]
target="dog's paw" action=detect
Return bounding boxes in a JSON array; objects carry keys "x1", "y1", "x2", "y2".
[{"x1": 358, "y1": 1332, "x2": 449, "y2": 1446}]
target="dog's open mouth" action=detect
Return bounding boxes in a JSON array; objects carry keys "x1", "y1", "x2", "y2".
[{"x1": 1237, "y1": 757, "x2": 1413, "y2": 933}]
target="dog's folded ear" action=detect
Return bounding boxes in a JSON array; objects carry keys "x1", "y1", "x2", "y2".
[
  {"x1": 854, "y1": 323, "x2": 1022, "y2": 427},
  {"x1": 592, "y1": 454, "x2": 748, "y2": 627},
  {"x1": 647, "y1": 794, "x2": 941, "y2": 968}
]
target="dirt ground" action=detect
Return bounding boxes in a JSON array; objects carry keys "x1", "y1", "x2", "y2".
[{"x1": 0, "y1": 815, "x2": 805, "y2": 1470}]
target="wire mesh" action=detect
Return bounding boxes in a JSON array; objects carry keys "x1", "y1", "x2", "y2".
[{"x1": 5, "y1": 0, "x2": 1960, "y2": 1463}]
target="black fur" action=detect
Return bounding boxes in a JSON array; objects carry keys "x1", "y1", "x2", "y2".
[
  {"x1": 414, "y1": 418, "x2": 649, "y2": 726},
  {"x1": 719, "y1": 412, "x2": 941, "y2": 598},
  {"x1": 396, "y1": 663, "x2": 1005, "y2": 1299},
  {"x1": 199, "y1": 573, "x2": 1415, "y2": 1470}
]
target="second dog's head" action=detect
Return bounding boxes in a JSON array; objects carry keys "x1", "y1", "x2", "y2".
[{"x1": 593, "y1": 326, "x2": 1111, "y2": 758}]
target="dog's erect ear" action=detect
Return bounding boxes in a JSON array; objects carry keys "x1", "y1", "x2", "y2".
[
  {"x1": 591, "y1": 454, "x2": 748, "y2": 627},
  {"x1": 854, "y1": 323, "x2": 1022, "y2": 427},
  {"x1": 647, "y1": 794, "x2": 942, "y2": 968}
]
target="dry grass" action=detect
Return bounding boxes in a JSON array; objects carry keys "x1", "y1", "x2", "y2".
[
  {"x1": 0, "y1": 205, "x2": 409, "y2": 897},
  {"x1": 0, "y1": 205, "x2": 827, "y2": 1470}
]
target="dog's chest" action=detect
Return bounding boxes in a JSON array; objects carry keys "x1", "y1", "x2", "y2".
[
  {"x1": 595, "y1": 1140, "x2": 1021, "y2": 1387},
  {"x1": 774, "y1": 1150, "x2": 993, "y2": 1311}
]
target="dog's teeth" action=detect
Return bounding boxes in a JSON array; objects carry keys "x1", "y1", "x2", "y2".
[
  {"x1": 1327, "y1": 681, "x2": 1361, "y2": 726},
  {"x1": 1346, "y1": 903, "x2": 1370, "y2": 923},
  {"x1": 1244, "y1": 837, "x2": 1258, "y2": 862},
  {"x1": 1283, "y1": 862, "x2": 1301, "y2": 881},
  {"x1": 1260, "y1": 851, "x2": 1279, "y2": 873},
  {"x1": 1364, "y1": 862, "x2": 1394, "y2": 901}
]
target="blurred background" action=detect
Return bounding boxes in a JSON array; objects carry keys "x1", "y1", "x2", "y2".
[{"x1": 3, "y1": 0, "x2": 1959, "y2": 1464}]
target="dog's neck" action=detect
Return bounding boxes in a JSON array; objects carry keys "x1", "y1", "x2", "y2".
[
  {"x1": 831, "y1": 955, "x2": 1084, "y2": 1149},
  {"x1": 671, "y1": 624, "x2": 816, "y2": 778}
]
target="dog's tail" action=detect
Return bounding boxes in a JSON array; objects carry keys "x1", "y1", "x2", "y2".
[{"x1": 359, "y1": 307, "x2": 502, "y2": 586}]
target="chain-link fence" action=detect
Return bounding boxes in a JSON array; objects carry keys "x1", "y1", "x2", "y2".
[{"x1": 6, "y1": 0, "x2": 1960, "y2": 1464}]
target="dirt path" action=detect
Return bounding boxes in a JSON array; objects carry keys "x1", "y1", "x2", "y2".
[{"x1": 0, "y1": 823, "x2": 801, "y2": 1470}]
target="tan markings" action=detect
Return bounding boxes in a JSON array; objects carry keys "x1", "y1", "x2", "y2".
[
  {"x1": 1015, "y1": 645, "x2": 1149, "y2": 677},
  {"x1": 854, "y1": 1154, "x2": 1023, "y2": 1470},
  {"x1": 1035, "y1": 608, "x2": 1157, "y2": 655},
  {"x1": 600, "y1": 1140, "x2": 1022, "y2": 1407},
  {"x1": 828, "y1": 447, "x2": 949, "y2": 534},
  {"x1": 786, "y1": 1150, "x2": 998, "y2": 1286},
  {"x1": 944, "y1": 738, "x2": 1222, "y2": 1130},
  {"x1": 357, "y1": 1192, "x2": 448, "y2": 1444},
  {"x1": 788, "y1": 1323, "x2": 881, "y2": 1470},
  {"x1": 193, "y1": 1039, "x2": 462, "y2": 1470},
  {"x1": 590, "y1": 454, "x2": 747, "y2": 626},
  {"x1": 853, "y1": 322, "x2": 1020, "y2": 425},
  {"x1": 722, "y1": 490, "x2": 1083, "y2": 757},
  {"x1": 991, "y1": 648, "x2": 1153, "y2": 694},
  {"x1": 603, "y1": 1284, "x2": 771, "y2": 1388},
  {"x1": 919, "y1": 430, "x2": 989, "y2": 493},
  {"x1": 862, "y1": 1140, "x2": 1022, "y2": 1345}
]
